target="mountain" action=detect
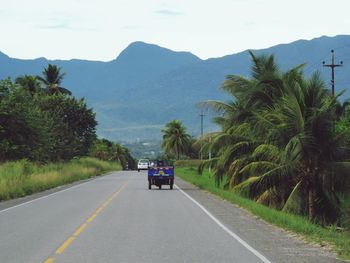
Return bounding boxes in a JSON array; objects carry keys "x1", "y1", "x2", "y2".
[{"x1": 1, "y1": 36, "x2": 350, "y2": 141}]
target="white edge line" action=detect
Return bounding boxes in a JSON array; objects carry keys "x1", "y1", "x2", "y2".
[
  {"x1": 0, "y1": 171, "x2": 118, "y2": 214},
  {"x1": 175, "y1": 184, "x2": 272, "y2": 263}
]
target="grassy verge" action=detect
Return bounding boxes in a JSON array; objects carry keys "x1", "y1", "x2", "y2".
[
  {"x1": 176, "y1": 166, "x2": 350, "y2": 260},
  {"x1": 0, "y1": 157, "x2": 121, "y2": 201}
]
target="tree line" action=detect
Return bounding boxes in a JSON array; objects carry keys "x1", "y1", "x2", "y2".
[
  {"x1": 0, "y1": 64, "x2": 134, "y2": 167},
  {"x1": 161, "y1": 52, "x2": 350, "y2": 225},
  {"x1": 89, "y1": 138, "x2": 136, "y2": 169}
]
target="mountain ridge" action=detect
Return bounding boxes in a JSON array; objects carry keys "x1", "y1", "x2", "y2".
[{"x1": 1, "y1": 35, "x2": 349, "y2": 141}]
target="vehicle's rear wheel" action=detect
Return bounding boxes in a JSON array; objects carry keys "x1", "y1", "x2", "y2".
[{"x1": 138, "y1": 169, "x2": 140, "y2": 172}]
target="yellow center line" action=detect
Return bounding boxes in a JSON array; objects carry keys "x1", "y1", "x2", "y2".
[
  {"x1": 56, "y1": 237, "x2": 75, "y2": 254},
  {"x1": 86, "y1": 213, "x2": 98, "y2": 223},
  {"x1": 43, "y1": 181, "x2": 128, "y2": 262},
  {"x1": 73, "y1": 223, "x2": 88, "y2": 237},
  {"x1": 95, "y1": 207, "x2": 103, "y2": 214}
]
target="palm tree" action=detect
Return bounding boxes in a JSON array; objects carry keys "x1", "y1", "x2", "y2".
[
  {"x1": 162, "y1": 120, "x2": 191, "y2": 160},
  {"x1": 15, "y1": 75, "x2": 41, "y2": 95},
  {"x1": 233, "y1": 75, "x2": 350, "y2": 222},
  {"x1": 37, "y1": 64, "x2": 71, "y2": 95},
  {"x1": 200, "y1": 52, "x2": 350, "y2": 223},
  {"x1": 113, "y1": 144, "x2": 130, "y2": 169},
  {"x1": 198, "y1": 51, "x2": 292, "y2": 185}
]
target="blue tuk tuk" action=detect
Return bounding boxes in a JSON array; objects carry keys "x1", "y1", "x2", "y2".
[{"x1": 148, "y1": 160, "x2": 174, "y2": 190}]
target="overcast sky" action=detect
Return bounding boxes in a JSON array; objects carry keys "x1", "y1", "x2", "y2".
[{"x1": 0, "y1": 0, "x2": 349, "y2": 61}]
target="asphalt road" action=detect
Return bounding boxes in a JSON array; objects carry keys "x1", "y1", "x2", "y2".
[{"x1": 0, "y1": 171, "x2": 342, "y2": 263}]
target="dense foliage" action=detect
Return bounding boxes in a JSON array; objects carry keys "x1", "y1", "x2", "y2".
[
  {"x1": 200, "y1": 51, "x2": 350, "y2": 225},
  {"x1": 0, "y1": 65, "x2": 97, "y2": 162},
  {"x1": 0, "y1": 64, "x2": 137, "y2": 171},
  {"x1": 89, "y1": 138, "x2": 136, "y2": 170}
]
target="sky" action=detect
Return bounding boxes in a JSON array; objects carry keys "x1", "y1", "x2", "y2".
[{"x1": 0, "y1": 0, "x2": 350, "y2": 61}]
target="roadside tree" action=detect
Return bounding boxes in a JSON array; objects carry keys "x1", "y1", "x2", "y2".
[{"x1": 162, "y1": 120, "x2": 191, "y2": 160}]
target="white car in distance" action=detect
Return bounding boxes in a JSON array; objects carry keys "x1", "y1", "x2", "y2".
[{"x1": 137, "y1": 159, "x2": 150, "y2": 172}]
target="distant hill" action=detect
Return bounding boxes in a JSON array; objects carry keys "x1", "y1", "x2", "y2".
[{"x1": 1, "y1": 36, "x2": 350, "y2": 141}]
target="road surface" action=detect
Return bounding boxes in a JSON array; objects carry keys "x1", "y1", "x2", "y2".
[{"x1": 0, "y1": 171, "x2": 342, "y2": 263}]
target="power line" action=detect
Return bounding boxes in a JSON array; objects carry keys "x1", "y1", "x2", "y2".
[
  {"x1": 305, "y1": 54, "x2": 329, "y2": 74},
  {"x1": 323, "y1": 49, "x2": 343, "y2": 96}
]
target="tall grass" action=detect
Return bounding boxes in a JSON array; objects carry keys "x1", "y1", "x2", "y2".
[
  {"x1": 0, "y1": 157, "x2": 121, "y2": 201},
  {"x1": 176, "y1": 167, "x2": 350, "y2": 260}
]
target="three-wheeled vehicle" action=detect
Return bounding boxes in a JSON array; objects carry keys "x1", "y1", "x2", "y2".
[{"x1": 148, "y1": 160, "x2": 174, "y2": 190}]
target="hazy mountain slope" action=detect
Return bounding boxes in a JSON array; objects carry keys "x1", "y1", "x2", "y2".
[{"x1": 1, "y1": 36, "x2": 349, "y2": 141}]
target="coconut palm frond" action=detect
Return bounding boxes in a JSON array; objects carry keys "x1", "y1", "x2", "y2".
[
  {"x1": 256, "y1": 188, "x2": 282, "y2": 208},
  {"x1": 250, "y1": 165, "x2": 293, "y2": 195},
  {"x1": 230, "y1": 122, "x2": 254, "y2": 137},
  {"x1": 239, "y1": 161, "x2": 279, "y2": 178},
  {"x1": 252, "y1": 144, "x2": 281, "y2": 162},
  {"x1": 209, "y1": 132, "x2": 246, "y2": 154},
  {"x1": 283, "y1": 135, "x2": 304, "y2": 163},
  {"x1": 282, "y1": 181, "x2": 305, "y2": 215},
  {"x1": 279, "y1": 95, "x2": 305, "y2": 136},
  {"x1": 197, "y1": 100, "x2": 235, "y2": 114},
  {"x1": 226, "y1": 156, "x2": 257, "y2": 188},
  {"x1": 221, "y1": 75, "x2": 252, "y2": 98},
  {"x1": 233, "y1": 176, "x2": 260, "y2": 198},
  {"x1": 246, "y1": 89, "x2": 274, "y2": 108},
  {"x1": 198, "y1": 157, "x2": 219, "y2": 175},
  {"x1": 212, "y1": 116, "x2": 227, "y2": 127},
  {"x1": 219, "y1": 141, "x2": 255, "y2": 166},
  {"x1": 249, "y1": 51, "x2": 279, "y2": 81}
]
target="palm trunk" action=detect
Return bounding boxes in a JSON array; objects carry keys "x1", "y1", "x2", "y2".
[
  {"x1": 308, "y1": 186, "x2": 316, "y2": 221},
  {"x1": 307, "y1": 171, "x2": 316, "y2": 221},
  {"x1": 176, "y1": 143, "x2": 180, "y2": 160}
]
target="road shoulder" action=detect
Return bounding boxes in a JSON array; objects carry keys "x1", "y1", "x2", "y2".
[{"x1": 175, "y1": 177, "x2": 343, "y2": 263}]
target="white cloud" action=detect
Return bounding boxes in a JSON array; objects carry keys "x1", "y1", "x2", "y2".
[
  {"x1": 0, "y1": 0, "x2": 349, "y2": 61},
  {"x1": 154, "y1": 9, "x2": 184, "y2": 16}
]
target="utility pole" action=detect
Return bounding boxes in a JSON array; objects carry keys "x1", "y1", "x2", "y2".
[
  {"x1": 323, "y1": 49, "x2": 343, "y2": 96},
  {"x1": 208, "y1": 136, "x2": 212, "y2": 173},
  {"x1": 199, "y1": 110, "x2": 205, "y2": 160},
  {"x1": 200, "y1": 110, "x2": 205, "y2": 138}
]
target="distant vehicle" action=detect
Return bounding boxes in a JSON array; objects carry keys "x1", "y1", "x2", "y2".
[
  {"x1": 123, "y1": 162, "x2": 129, "y2": 170},
  {"x1": 148, "y1": 160, "x2": 174, "y2": 190},
  {"x1": 137, "y1": 159, "x2": 150, "y2": 172}
]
